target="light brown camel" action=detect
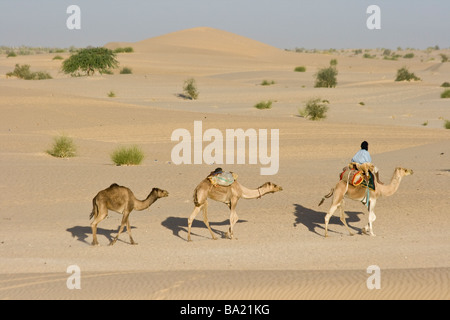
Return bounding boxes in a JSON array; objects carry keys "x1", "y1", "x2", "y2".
[
  {"x1": 187, "y1": 179, "x2": 283, "y2": 241},
  {"x1": 319, "y1": 167, "x2": 413, "y2": 237},
  {"x1": 90, "y1": 183, "x2": 169, "y2": 246}
]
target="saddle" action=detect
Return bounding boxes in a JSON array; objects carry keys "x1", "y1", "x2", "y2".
[
  {"x1": 207, "y1": 168, "x2": 238, "y2": 187},
  {"x1": 340, "y1": 163, "x2": 375, "y2": 191}
]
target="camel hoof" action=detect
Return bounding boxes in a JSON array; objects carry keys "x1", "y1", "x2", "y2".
[{"x1": 349, "y1": 233, "x2": 355, "y2": 237}]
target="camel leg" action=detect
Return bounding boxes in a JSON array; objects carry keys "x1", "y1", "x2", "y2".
[
  {"x1": 339, "y1": 202, "x2": 354, "y2": 236},
  {"x1": 90, "y1": 207, "x2": 107, "y2": 246},
  {"x1": 202, "y1": 201, "x2": 217, "y2": 240},
  {"x1": 362, "y1": 200, "x2": 377, "y2": 236},
  {"x1": 187, "y1": 205, "x2": 202, "y2": 242},
  {"x1": 324, "y1": 204, "x2": 338, "y2": 238},
  {"x1": 126, "y1": 218, "x2": 137, "y2": 245},
  {"x1": 110, "y1": 211, "x2": 130, "y2": 246},
  {"x1": 226, "y1": 201, "x2": 239, "y2": 240}
]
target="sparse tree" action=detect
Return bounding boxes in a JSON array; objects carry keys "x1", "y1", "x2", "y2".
[{"x1": 61, "y1": 47, "x2": 119, "y2": 76}]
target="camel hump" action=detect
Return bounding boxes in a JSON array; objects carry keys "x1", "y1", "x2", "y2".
[{"x1": 109, "y1": 183, "x2": 120, "y2": 188}]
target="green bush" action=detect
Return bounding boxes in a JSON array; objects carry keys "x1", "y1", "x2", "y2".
[
  {"x1": 403, "y1": 53, "x2": 415, "y2": 59},
  {"x1": 53, "y1": 55, "x2": 64, "y2": 60},
  {"x1": 111, "y1": 146, "x2": 145, "y2": 166},
  {"x1": 6, "y1": 64, "x2": 52, "y2": 80},
  {"x1": 314, "y1": 66, "x2": 338, "y2": 88},
  {"x1": 294, "y1": 66, "x2": 306, "y2": 72},
  {"x1": 61, "y1": 47, "x2": 118, "y2": 76},
  {"x1": 47, "y1": 136, "x2": 76, "y2": 158},
  {"x1": 445, "y1": 120, "x2": 450, "y2": 129},
  {"x1": 120, "y1": 67, "x2": 132, "y2": 74},
  {"x1": 440, "y1": 54, "x2": 449, "y2": 63},
  {"x1": 395, "y1": 67, "x2": 421, "y2": 82},
  {"x1": 261, "y1": 80, "x2": 275, "y2": 86},
  {"x1": 254, "y1": 101, "x2": 273, "y2": 110},
  {"x1": 7, "y1": 52, "x2": 16, "y2": 58},
  {"x1": 114, "y1": 47, "x2": 134, "y2": 53},
  {"x1": 183, "y1": 78, "x2": 199, "y2": 100},
  {"x1": 107, "y1": 91, "x2": 116, "y2": 98},
  {"x1": 441, "y1": 89, "x2": 450, "y2": 99},
  {"x1": 299, "y1": 98, "x2": 329, "y2": 120},
  {"x1": 441, "y1": 82, "x2": 450, "y2": 88}
]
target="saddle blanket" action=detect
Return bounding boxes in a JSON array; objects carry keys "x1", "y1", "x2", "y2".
[{"x1": 340, "y1": 167, "x2": 375, "y2": 191}]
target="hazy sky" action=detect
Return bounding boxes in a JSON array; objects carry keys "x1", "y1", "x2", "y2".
[{"x1": 1, "y1": 0, "x2": 449, "y2": 49}]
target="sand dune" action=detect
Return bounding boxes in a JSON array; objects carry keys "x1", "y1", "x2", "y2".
[{"x1": 0, "y1": 27, "x2": 449, "y2": 300}]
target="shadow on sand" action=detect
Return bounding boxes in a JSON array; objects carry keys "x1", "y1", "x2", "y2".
[
  {"x1": 66, "y1": 225, "x2": 136, "y2": 245},
  {"x1": 293, "y1": 204, "x2": 364, "y2": 237},
  {"x1": 161, "y1": 216, "x2": 247, "y2": 242}
]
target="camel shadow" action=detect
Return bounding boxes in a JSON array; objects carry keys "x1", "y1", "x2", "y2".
[
  {"x1": 66, "y1": 225, "x2": 136, "y2": 245},
  {"x1": 293, "y1": 204, "x2": 363, "y2": 237},
  {"x1": 161, "y1": 216, "x2": 247, "y2": 242}
]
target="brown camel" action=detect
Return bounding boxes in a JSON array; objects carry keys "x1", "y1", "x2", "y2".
[
  {"x1": 90, "y1": 183, "x2": 169, "y2": 246},
  {"x1": 187, "y1": 179, "x2": 283, "y2": 241},
  {"x1": 319, "y1": 167, "x2": 413, "y2": 237}
]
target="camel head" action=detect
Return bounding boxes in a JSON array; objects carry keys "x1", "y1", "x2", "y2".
[
  {"x1": 260, "y1": 182, "x2": 283, "y2": 194},
  {"x1": 151, "y1": 188, "x2": 169, "y2": 199},
  {"x1": 396, "y1": 167, "x2": 414, "y2": 177}
]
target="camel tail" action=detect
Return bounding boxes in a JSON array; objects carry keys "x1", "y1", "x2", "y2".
[
  {"x1": 193, "y1": 188, "x2": 200, "y2": 207},
  {"x1": 318, "y1": 188, "x2": 334, "y2": 207},
  {"x1": 89, "y1": 197, "x2": 98, "y2": 220}
]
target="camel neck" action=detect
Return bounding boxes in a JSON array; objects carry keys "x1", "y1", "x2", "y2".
[
  {"x1": 241, "y1": 185, "x2": 265, "y2": 199},
  {"x1": 378, "y1": 171, "x2": 402, "y2": 197},
  {"x1": 135, "y1": 192, "x2": 158, "y2": 211}
]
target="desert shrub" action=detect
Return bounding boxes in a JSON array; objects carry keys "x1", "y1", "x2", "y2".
[
  {"x1": 254, "y1": 101, "x2": 273, "y2": 110},
  {"x1": 7, "y1": 52, "x2": 17, "y2": 58},
  {"x1": 329, "y1": 59, "x2": 338, "y2": 66},
  {"x1": 6, "y1": 64, "x2": 52, "y2": 80},
  {"x1": 114, "y1": 47, "x2": 134, "y2": 53},
  {"x1": 441, "y1": 89, "x2": 450, "y2": 99},
  {"x1": 120, "y1": 67, "x2": 132, "y2": 74},
  {"x1": 445, "y1": 120, "x2": 450, "y2": 129},
  {"x1": 53, "y1": 55, "x2": 64, "y2": 60},
  {"x1": 62, "y1": 47, "x2": 118, "y2": 76},
  {"x1": 403, "y1": 53, "x2": 415, "y2": 59},
  {"x1": 107, "y1": 91, "x2": 116, "y2": 98},
  {"x1": 440, "y1": 54, "x2": 449, "y2": 63},
  {"x1": 299, "y1": 98, "x2": 329, "y2": 120},
  {"x1": 441, "y1": 82, "x2": 450, "y2": 88},
  {"x1": 294, "y1": 66, "x2": 306, "y2": 72},
  {"x1": 183, "y1": 78, "x2": 199, "y2": 100},
  {"x1": 363, "y1": 53, "x2": 376, "y2": 59},
  {"x1": 395, "y1": 67, "x2": 421, "y2": 82},
  {"x1": 261, "y1": 80, "x2": 275, "y2": 86},
  {"x1": 47, "y1": 136, "x2": 76, "y2": 158},
  {"x1": 314, "y1": 66, "x2": 338, "y2": 88},
  {"x1": 111, "y1": 145, "x2": 144, "y2": 166}
]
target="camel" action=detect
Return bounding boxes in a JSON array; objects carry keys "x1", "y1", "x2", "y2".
[
  {"x1": 187, "y1": 179, "x2": 283, "y2": 241},
  {"x1": 90, "y1": 183, "x2": 169, "y2": 246},
  {"x1": 319, "y1": 167, "x2": 413, "y2": 237}
]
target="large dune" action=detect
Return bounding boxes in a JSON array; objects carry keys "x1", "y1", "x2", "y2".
[{"x1": 0, "y1": 27, "x2": 449, "y2": 300}]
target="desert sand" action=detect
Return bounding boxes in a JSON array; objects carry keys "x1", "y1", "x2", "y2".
[{"x1": 0, "y1": 27, "x2": 449, "y2": 300}]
